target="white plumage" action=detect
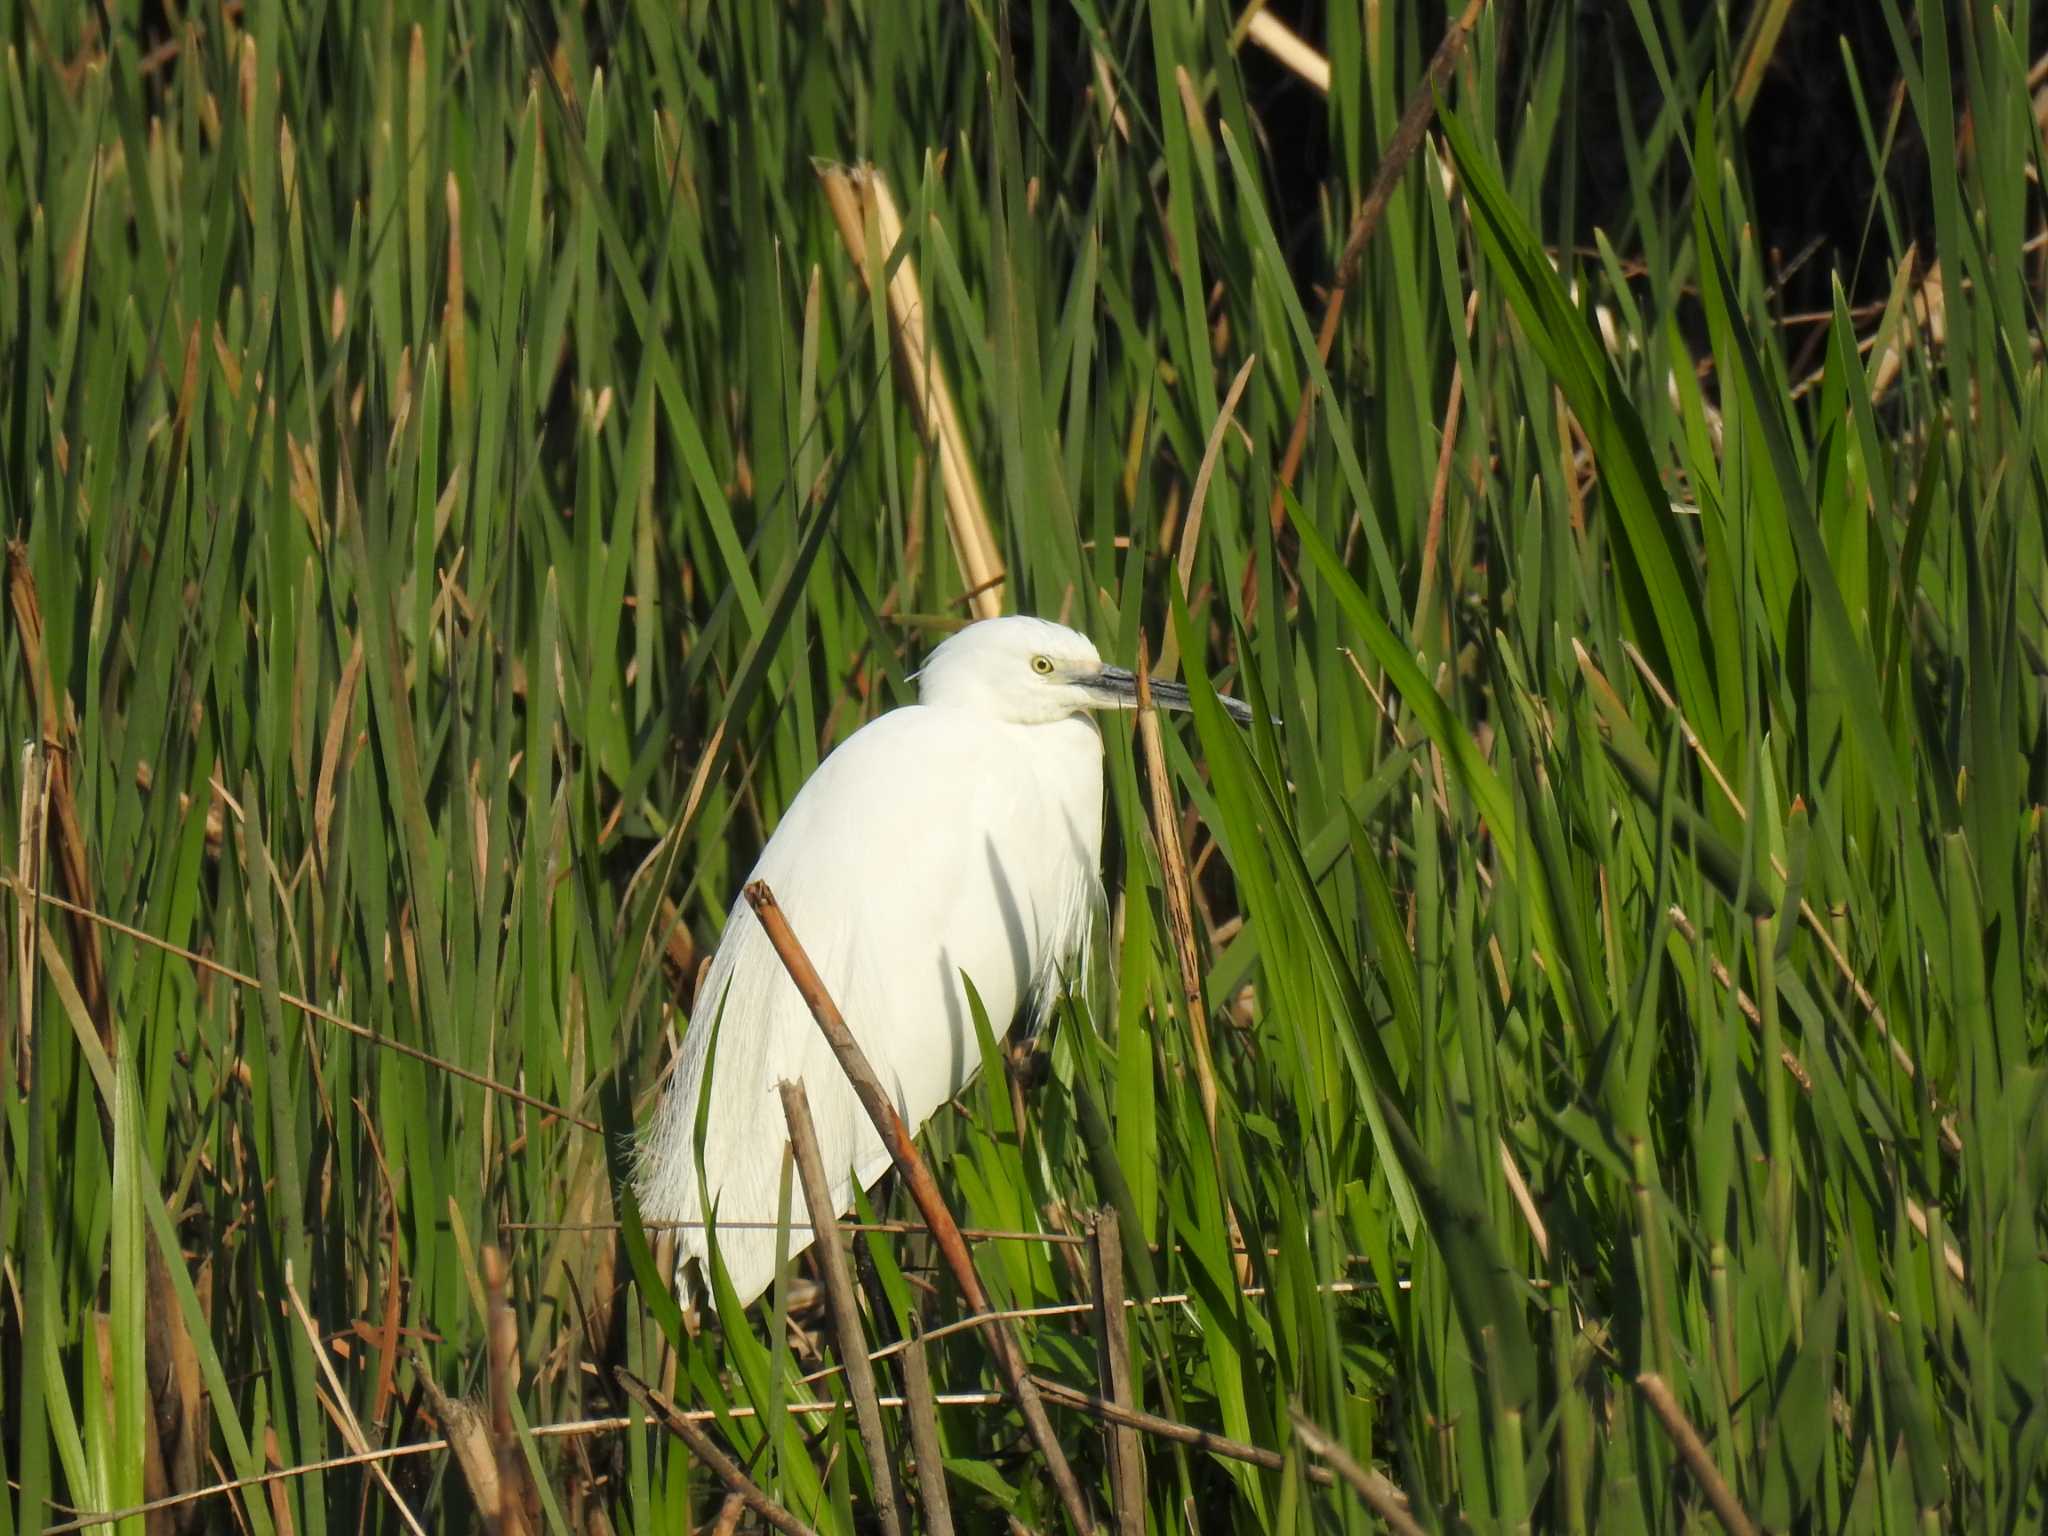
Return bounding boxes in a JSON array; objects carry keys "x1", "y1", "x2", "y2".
[{"x1": 637, "y1": 616, "x2": 1145, "y2": 1306}]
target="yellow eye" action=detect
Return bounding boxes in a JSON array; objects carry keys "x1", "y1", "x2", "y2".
[{"x1": 1031, "y1": 655, "x2": 1055, "y2": 676}]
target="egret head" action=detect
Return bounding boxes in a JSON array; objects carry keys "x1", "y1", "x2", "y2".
[{"x1": 916, "y1": 615, "x2": 1256, "y2": 726}]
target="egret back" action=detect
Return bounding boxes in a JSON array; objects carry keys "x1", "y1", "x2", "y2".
[{"x1": 635, "y1": 703, "x2": 1104, "y2": 1306}]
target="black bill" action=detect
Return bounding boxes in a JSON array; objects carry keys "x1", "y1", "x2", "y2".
[{"x1": 1084, "y1": 665, "x2": 1257, "y2": 725}]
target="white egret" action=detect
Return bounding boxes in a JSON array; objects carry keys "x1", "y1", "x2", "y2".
[{"x1": 636, "y1": 614, "x2": 1251, "y2": 1305}]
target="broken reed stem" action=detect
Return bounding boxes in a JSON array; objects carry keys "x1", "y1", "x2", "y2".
[
  {"x1": 1029, "y1": 1374, "x2": 1334, "y2": 1487},
  {"x1": 743, "y1": 880, "x2": 1099, "y2": 1535},
  {"x1": 1635, "y1": 1374, "x2": 1762, "y2": 1536},
  {"x1": 1242, "y1": 9, "x2": 1330, "y2": 93},
  {"x1": 709, "y1": 1493, "x2": 747, "y2": 1536},
  {"x1": 779, "y1": 1081, "x2": 910, "y2": 1536},
  {"x1": 1287, "y1": 1407, "x2": 1427, "y2": 1536},
  {"x1": 410, "y1": 1347, "x2": 517, "y2": 1536},
  {"x1": 1260, "y1": 0, "x2": 1491, "y2": 544},
  {"x1": 900, "y1": 1323, "x2": 957, "y2": 1536},
  {"x1": 616, "y1": 1371, "x2": 821, "y2": 1536},
  {"x1": 816, "y1": 163, "x2": 1004, "y2": 619},
  {"x1": 1090, "y1": 1209, "x2": 1145, "y2": 1536},
  {"x1": 482, "y1": 1244, "x2": 539, "y2": 1535}
]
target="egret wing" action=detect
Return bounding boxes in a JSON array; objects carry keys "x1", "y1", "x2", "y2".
[{"x1": 636, "y1": 707, "x2": 1084, "y2": 1304}]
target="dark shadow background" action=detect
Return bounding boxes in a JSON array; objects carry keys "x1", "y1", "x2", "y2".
[{"x1": 1231, "y1": 0, "x2": 2043, "y2": 316}]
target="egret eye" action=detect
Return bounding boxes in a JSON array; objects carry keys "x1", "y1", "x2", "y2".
[{"x1": 1030, "y1": 655, "x2": 1055, "y2": 676}]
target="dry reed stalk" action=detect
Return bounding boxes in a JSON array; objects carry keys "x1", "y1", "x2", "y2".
[
  {"x1": 772, "y1": 1278, "x2": 1382, "y2": 1404},
  {"x1": 311, "y1": 633, "x2": 364, "y2": 870},
  {"x1": 1256, "y1": 0, "x2": 1491, "y2": 587},
  {"x1": 411, "y1": 1350, "x2": 511, "y2": 1533},
  {"x1": 743, "y1": 880, "x2": 1099, "y2": 1534},
  {"x1": 483, "y1": 1245, "x2": 541, "y2": 1535},
  {"x1": 355, "y1": 1104, "x2": 408, "y2": 1432},
  {"x1": 1410, "y1": 291, "x2": 1478, "y2": 648},
  {"x1": 1243, "y1": 7, "x2": 1330, "y2": 92},
  {"x1": 1865, "y1": 247, "x2": 1943, "y2": 405},
  {"x1": 13, "y1": 741, "x2": 46, "y2": 1091},
  {"x1": 1287, "y1": 1407, "x2": 1427, "y2": 1536},
  {"x1": 1029, "y1": 1374, "x2": 1334, "y2": 1487},
  {"x1": 1635, "y1": 1374, "x2": 1762, "y2": 1536},
  {"x1": 899, "y1": 1322, "x2": 957, "y2": 1535},
  {"x1": 285, "y1": 1269, "x2": 430, "y2": 1536},
  {"x1": 616, "y1": 1371, "x2": 822, "y2": 1536},
  {"x1": 1089, "y1": 1209, "x2": 1145, "y2": 1535},
  {"x1": 1156, "y1": 353, "x2": 1257, "y2": 677},
  {"x1": 1497, "y1": 1138, "x2": 1550, "y2": 1261},
  {"x1": 816, "y1": 163, "x2": 1005, "y2": 619},
  {"x1": 1133, "y1": 640, "x2": 1250, "y2": 1284},
  {"x1": 46, "y1": 1398, "x2": 1027, "y2": 1532},
  {"x1": 779, "y1": 1081, "x2": 910, "y2": 1536},
  {"x1": 1090, "y1": 49, "x2": 1132, "y2": 141},
  {"x1": 262, "y1": 1427, "x2": 299, "y2": 1536},
  {"x1": 443, "y1": 171, "x2": 468, "y2": 417},
  {"x1": 6, "y1": 544, "x2": 107, "y2": 1041},
  {"x1": 1133, "y1": 644, "x2": 1221, "y2": 1127}
]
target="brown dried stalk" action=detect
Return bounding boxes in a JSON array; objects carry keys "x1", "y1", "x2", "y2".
[
  {"x1": 744, "y1": 880, "x2": 1098, "y2": 1534},
  {"x1": 1260, "y1": 0, "x2": 1492, "y2": 548},
  {"x1": 1287, "y1": 1407, "x2": 1426, "y2": 1536},
  {"x1": 817, "y1": 164, "x2": 1004, "y2": 619},
  {"x1": 1089, "y1": 1209, "x2": 1144, "y2": 1535},
  {"x1": 779, "y1": 1080, "x2": 910, "y2": 1536},
  {"x1": 616, "y1": 1371, "x2": 821, "y2": 1536},
  {"x1": 1635, "y1": 1373, "x2": 1762, "y2": 1536}
]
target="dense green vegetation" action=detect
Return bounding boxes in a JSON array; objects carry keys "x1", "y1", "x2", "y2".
[{"x1": 4, "y1": 0, "x2": 2045, "y2": 1530}]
